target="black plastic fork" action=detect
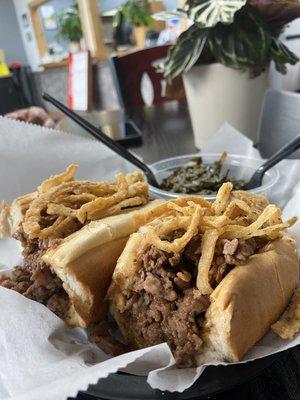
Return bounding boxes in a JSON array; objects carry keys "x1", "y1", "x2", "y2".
[
  {"x1": 244, "y1": 135, "x2": 300, "y2": 190},
  {"x1": 42, "y1": 93, "x2": 160, "y2": 188}
]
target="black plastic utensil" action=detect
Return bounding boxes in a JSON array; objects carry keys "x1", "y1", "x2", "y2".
[
  {"x1": 42, "y1": 93, "x2": 160, "y2": 188},
  {"x1": 244, "y1": 135, "x2": 300, "y2": 190}
]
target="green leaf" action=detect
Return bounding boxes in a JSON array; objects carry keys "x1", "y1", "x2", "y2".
[
  {"x1": 113, "y1": 9, "x2": 124, "y2": 28},
  {"x1": 55, "y1": 3, "x2": 82, "y2": 42},
  {"x1": 270, "y1": 37, "x2": 299, "y2": 74},
  {"x1": 186, "y1": 0, "x2": 247, "y2": 28},
  {"x1": 164, "y1": 25, "x2": 208, "y2": 81},
  {"x1": 208, "y1": 6, "x2": 272, "y2": 70},
  {"x1": 121, "y1": 0, "x2": 154, "y2": 27}
]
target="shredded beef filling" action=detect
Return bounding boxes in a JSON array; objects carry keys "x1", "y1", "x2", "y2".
[
  {"x1": 118, "y1": 235, "x2": 266, "y2": 367},
  {"x1": 0, "y1": 227, "x2": 69, "y2": 319}
]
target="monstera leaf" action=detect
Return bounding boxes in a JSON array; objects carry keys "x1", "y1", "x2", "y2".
[
  {"x1": 186, "y1": 0, "x2": 247, "y2": 27},
  {"x1": 208, "y1": 6, "x2": 272, "y2": 69},
  {"x1": 270, "y1": 37, "x2": 299, "y2": 73},
  {"x1": 164, "y1": 25, "x2": 208, "y2": 80},
  {"x1": 250, "y1": 0, "x2": 300, "y2": 26}
]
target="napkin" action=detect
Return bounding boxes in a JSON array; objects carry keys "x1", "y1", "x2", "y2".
[
  {"x1": 0, "y1": 117, "x2": 134, "y2": 203},
  {"x1": 0, "y1": 118, "x2": 299, "y2": 399}
]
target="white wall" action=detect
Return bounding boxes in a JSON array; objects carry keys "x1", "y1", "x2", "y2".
[
  {"x1": 284, "y1": 18, "x2": 300, "y2": 37},
  {"x1": 13, "y1": 0, "x2": 42, "y2": 71},
  {"x1": 0, "y1": 0, "x2": 28, "y2": 65}
]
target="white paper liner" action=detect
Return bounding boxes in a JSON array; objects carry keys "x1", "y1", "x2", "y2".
[
  {"x1": 0, "y1": 116, "x2": 134, "y2": 203},
  {"x1": 0, "y1": 118, "x2": 299, "y2": 399}
]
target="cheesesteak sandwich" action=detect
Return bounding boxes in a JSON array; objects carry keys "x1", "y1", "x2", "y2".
[
  {"x1": 0, "y1": 164, "x2": 163, "y2": 327},
  {"x1": 108, "y1": 183, "x2": 299, "y2": 367}
]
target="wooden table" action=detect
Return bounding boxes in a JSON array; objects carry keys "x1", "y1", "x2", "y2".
[{"x1": 75, "y1": 101, "x2": 300, "y2": 400}]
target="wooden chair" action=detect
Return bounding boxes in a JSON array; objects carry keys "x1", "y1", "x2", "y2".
[
  {"x1": 109, "y1": 45, "x2": 172, "y2": 113},
  {"x1": 256, "y1": 89, "x2": 300, "y2": 159}
]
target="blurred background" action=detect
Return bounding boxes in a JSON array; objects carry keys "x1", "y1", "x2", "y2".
[{"x1": 1, "y1": 0, "x2": 300, "y2": 148}]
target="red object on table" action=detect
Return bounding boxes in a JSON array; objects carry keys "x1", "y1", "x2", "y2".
[
  {"x1": 67, "y1": 51, "x2": 92, "y2": 111},
  {"x1": 9, "y1": 63, "x2": 22, "y2": 69}
]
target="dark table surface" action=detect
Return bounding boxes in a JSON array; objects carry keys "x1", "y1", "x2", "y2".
[
  {"x1": 131, "y1": 101, "x2": 197, "y2": 163},
  {"x1": 77, "y1": 101, "x2": 300, "y2": 400}
]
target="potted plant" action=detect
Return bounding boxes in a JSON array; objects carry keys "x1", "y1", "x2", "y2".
[
  {"x1": 56, "y1": 3, "x2": 83, "y2": 53},
  {"x1": 155, "y1": 1, "x2": 300, "y2": 148},
  {"x1": 117, "y1": 0, "x2": 154, "y2": 48}
]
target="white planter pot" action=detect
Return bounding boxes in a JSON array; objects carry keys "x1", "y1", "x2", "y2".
[
  {"x1": 183, "y1": 64, "x2": 268, "y2": 149},
  {"x1": 69, "y1": 41, "x2": 81, "y2": 53}
]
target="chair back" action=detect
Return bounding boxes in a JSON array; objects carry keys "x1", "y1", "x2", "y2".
[
  {"x1": 109, "y1": 45, "x2": 171, "y2": 113},
  {"x1": 257, "y1": 89, "x2": 300, "y2": 159}
]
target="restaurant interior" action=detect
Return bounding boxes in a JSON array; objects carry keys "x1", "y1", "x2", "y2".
[
  {"x1": 1, "y1": 0, "x2": 300, "y2": 148},
  {"x1": 0, "y1": 1, "x2": 300, "y2": 400}
]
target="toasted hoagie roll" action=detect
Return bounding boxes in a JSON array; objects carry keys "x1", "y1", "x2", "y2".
[
  {"x1": 0, "y1": 192, "x2": 36, "y2": 238},
  {"x1": 198, "y1": 236, "x2": 299, "y2": 364},
  {"x1": 108, "y1": 185, "x2": 299, "y2": 367},
  {"x1": 1, "y1": 165, "x2": 165, "y2": 327},
  {"x1": 1, "y1": 200, "x2": 163, "y2": 327},
  {"x1": 43, "y1": 200, "x2": 163, "y2": 327},
  {"x1": 9, "y1": 192, "x2": 37, "y2": 235}
]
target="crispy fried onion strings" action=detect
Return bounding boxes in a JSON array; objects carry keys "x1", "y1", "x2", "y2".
[
  {"x1": 22, "y1": 165, "x2": 148, "y2": 239},
  {"x1": 140, "y1": 184, "x2": 297, "y2": 294}
]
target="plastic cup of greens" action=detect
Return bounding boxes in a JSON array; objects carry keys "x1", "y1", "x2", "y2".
[{"x1": 149, "y1": 153, "x2": 279, "y2": 201}]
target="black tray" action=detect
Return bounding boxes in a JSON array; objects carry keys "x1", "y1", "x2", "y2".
[{"x1": 76, "y1": 352, "x2": 281, "y2": 400}]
